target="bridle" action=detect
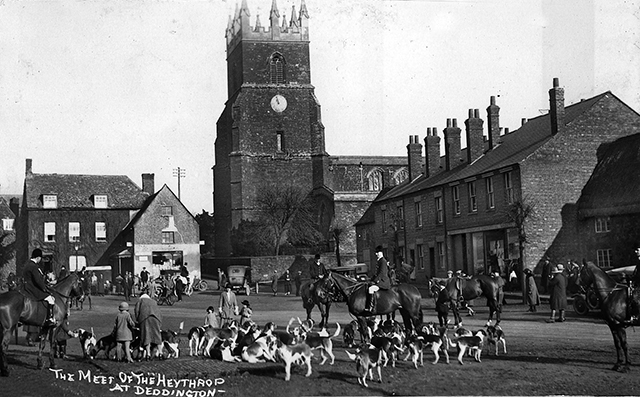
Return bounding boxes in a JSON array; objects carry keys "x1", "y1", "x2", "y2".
[{"x1": 578, "y1": 265, "x2": 626, "y2": 300}]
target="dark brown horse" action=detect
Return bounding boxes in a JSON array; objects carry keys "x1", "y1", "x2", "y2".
[
  {"x1": 300, "y1": 278, "x2": 344, "y2": 329},
  {"x1": 0, "y1": 273, "x2": 82, "y2": 376},
  {"x1": 442, "y1": 275, "x2": 501, "y2": 327},
  {"x1": 321, "y1": 271, "x2": 423, "y2": 336},
  {"x1": 576, "y1": 261, "x2": 639, "y2": 372}
]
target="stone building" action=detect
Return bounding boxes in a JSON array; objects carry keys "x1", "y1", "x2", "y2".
[
  {"x1": 213, "y1": 0, "x2": 407, "y2": 260},
  {"x1": 575, "y1": 133, "x2": 640, "y2": 269},
  {"x1": 15, "y1": 159, "x2": 151, "y2": 277},
  {"x1": 356, "y1": 80, "x2": 640, "y2": 278}
]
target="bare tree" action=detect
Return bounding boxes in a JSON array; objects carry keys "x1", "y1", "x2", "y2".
[
  {"x1": 502, "y1": 194, "x2": 537, "y2": 301},
  {"x1": 331, "y1": 222, "x2": 348, "y2": 267},
  {"x1": 256, "y1": 183, "x2": 323, "y2": 256}
]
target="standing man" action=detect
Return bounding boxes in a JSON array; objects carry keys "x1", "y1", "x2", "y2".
[
  {"x1": 541, "y1": 257, "x2": 551, "y2": 294},
  {"x1": 546, "y1": 264, "x2": 568, "y2": 323},
  {"x1": 58, "y1": 265, "x2": 69, "y2": 280},
  {"x1": 22, "y1": 248, "x2": 56, "y2": 326},
  {"x1": 294, "y1": 270, "x2": 302, "y2": 296},
  {"x1": 140, "y1": 267, "x2": 150, "y2": 294},
  {"x1": 271, "y1": 270, "x2": 279, "y2": 296},
  {"x1": 283, "y1": 270, "x2": 292, "y2": 296},
  {"x1": 367, "y1": 246, "x2": 391, "y2": 313}
]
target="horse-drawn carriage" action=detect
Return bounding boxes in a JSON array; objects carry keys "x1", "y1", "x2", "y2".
[{"x1": 572, "y1": 265, "x2": 635, "y2": 315}]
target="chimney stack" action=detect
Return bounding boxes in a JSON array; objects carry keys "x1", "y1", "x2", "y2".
[
  {"x1": 465, "y1": 109, "x2": 484, "y2": 164},
  {"x1": 25, "y1": 159, "x2": 32, "y2": 176},
  {"x1": 142, "y1": 173, "x2": 155, "y2": 195},
  {"x1": 406, "y1": 135, "x2": 423, "y2": 182},
  {"x1": 9, "y1": 198, "x2": 19, "y2": 218},
  {"x1": 424, "y1": 127, "x2": 441, "y2": 178},
  {"x1": 487, "y1": 96, "x2": 500, "y2": 149},
  {"x1": 549, "y1": 77, "x2": 565, "y2": 135},
  {"x1": 444, "y1": 118, "x2": 462, "y2": 171}
]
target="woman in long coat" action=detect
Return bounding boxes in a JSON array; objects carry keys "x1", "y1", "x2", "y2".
[
  {"x1": 524, "y1": 268, "x2": 541, "y2": 312},
  {"x1": 546, "y1": 264, "x2": 567, "y2": 323},
  {"x1": 218, "y1": 283, "x2": 238, "y2": 327},
  {"x1": 134, "y1": 293, "x2": 163, "y2": 359}
]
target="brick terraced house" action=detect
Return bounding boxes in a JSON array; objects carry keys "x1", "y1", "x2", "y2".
[
  {"x1": 356, "y1": 79, "x2": 640, "y2": 279},
  {"x1": 214, "y1": 0, "x2": 407, "y2": 260},
  {"x1": 575, "y1": 133, "x2": 640, "y2": 269},
  {"x1": 15, "y1": 159, "x2": 152, "y2": 277}
]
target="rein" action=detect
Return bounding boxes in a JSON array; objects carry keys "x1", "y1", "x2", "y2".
[{"x1": 583, "y1": 266, "x2": 627, "y2": 300}]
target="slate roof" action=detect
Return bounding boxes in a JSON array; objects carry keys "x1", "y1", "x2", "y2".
[
  {"x1": 24, "y1": 173, "x2": 149, "y2": 209},
  {"x1": 577, "y1": 132, "x2": 640, "y2": 217},
  {"x1": 0, "y1": 198, "x2": 15, "y2": 219},
  {"x1": 375, "y1": 92, "x2": 610, "y2": 203}
]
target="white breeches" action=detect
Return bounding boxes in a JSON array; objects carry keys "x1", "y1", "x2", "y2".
[
  {"x1": 44, "y1": 295, "x2": 55, "y2": 305},
  {"x1": 368, "y1": 285, "x2": 379, "y2": 294}
]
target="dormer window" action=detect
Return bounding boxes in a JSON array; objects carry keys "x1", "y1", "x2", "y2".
[
  {"x1": 43, "y1": 195, "x2": 57, "y2": 209},
  {"x1": 2, "y1": 219, "x2": 14, "y2": 231},
  {"x1": 94, "y1": 195, "x2": 108, "y2": 208}
]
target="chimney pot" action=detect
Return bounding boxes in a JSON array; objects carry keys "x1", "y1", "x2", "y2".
[
  {"x1": 505, "y1": 127, "x2": 510, "y2": 134},
  {"x1": 474, "y1": 109, "x2": 479, "y2": 118},
  {"x1": 447, "y1": 118, "x2": 452, "y2": 127},
  {"x1": 452, "y1": 119, "x2": 458, "y2": 128},
  {"x1": 490, "y1": 96, "x2": 496, "y2": 105},
  {"x1": 427, "y1": 127, "x2": 432, "y2": 135},
  {"x1": 142, "y1": 173, "x2": 155, "y2": 195},
  {"x1": 433, "y1": 127, "x2": 437, "y2": 135},
  {"x1": 25, "y1": 159, "x2": 32, "y2": 175},
  {"x1": 521, "y1": 118, "x2": 527, "y2": 126},
  {"x1": 553, "y1": 77, "x2": 559, "y2": 88},
  {"x1": 468, "y1": 109, "x2": 474, "y2": 118}
]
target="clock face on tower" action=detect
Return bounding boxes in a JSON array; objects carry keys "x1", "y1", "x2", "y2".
[{"x1": 270, "y1": 94, "x2": 287, "y2": 113}]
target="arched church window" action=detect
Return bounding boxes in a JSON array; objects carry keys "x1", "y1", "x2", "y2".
[
  {"x1": 393, "y1": 167, "x2": 409, "y2": 185},
  {"x1": 367, "y1": 169, "x2": 383, "y2": 191},
  {"x1": 270, "y1": 53, "x2": 286, "y2": 84}
]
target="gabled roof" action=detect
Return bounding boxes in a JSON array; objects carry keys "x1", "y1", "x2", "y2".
[
  {"x1": 577, "y1": 133, "x2": 640, "y2": 217},
  {"x1": 0, "y1": 198, "x2": 15, "y2": 219},
  {"x1": 24, "y1": 173, "x2": 148, "y2": 209},
  {"x1": 123, "y1": 184, "x2": 195, "y2": 230},
  {"x1": 376, "y1": 92, "x2": 611, "y2": 203}
]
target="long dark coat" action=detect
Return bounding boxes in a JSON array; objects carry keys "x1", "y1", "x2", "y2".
[
  {"x1": 134, "y1": 295, "x2": 163, "y2": 346},
  {"x1": 22, "y1": 259, "x2": 49, "y2": 300},
  {"x1": 548, "y1": 272, "x2": 567, "y2": 310},
  {"x1": 372, "y1": 257, "x2": 391, "y2": 290},
  {"x1": 526, "y1": 273, "x2": 541, "y2": 306}
]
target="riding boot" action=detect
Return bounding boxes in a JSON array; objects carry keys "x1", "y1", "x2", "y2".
[
  {"x1": 366, "y1": 294, "x2": 376, "y2": 313},
  {"x1": 44, "y1": 303, "x2": 57, "y2": 327}
]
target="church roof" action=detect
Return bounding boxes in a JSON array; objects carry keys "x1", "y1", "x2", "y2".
[
  {"x1": 577, "y1": 132, "x2": 640, "y2": 218},
  {"x1": 375, "y1": 92, "x2": 611, "y2": 203}
]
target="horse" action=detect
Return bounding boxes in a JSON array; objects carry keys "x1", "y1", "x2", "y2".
[
  {"x1": 300, "y1": 278, "x2": 343, "y2": 329},
  {"x1": 320, "y1": 271, "x2": 423, "y2": 338},
  {"x1": 576, "y1": 261, "x2": 640, "y2": 372},
  {"x1": 441, "y1": 274, "x2": 502, "y2": 327},
  {"x1": 0, "y1": 272, "x2": 83, "y2": 376}
]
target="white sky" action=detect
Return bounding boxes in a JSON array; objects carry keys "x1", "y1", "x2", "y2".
[{"x1": 1, "y1": 0, "x2": 639, "y2": 214}]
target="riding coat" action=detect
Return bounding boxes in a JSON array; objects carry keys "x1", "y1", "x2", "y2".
[
  {"x1": 310, "y1": 261, "x2": 328, "y2": 280},
  {"x1": 22, "y1": 258, "x2": 50, "y2": 301},
  {"x1": 372, "y1": 257, "x2": 391, "y2": 290}
]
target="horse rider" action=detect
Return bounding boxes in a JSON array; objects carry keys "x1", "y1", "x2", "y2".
[
  {"x1": 310, "y1": 254, "x2": 328, "y2": 281},
  {"x1": 22, "y1": 248, "x2": 57, "y2": 327},
  {"x1": 367, "y1": 245, "x2": 391, "y2": 313},
  {"x1": 308, "y1": 254, "x2": 328, "y2": 297}
]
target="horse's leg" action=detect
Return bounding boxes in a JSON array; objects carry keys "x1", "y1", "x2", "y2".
[
  {"x1": 610, "y1": 325, "x2": 624, "y2": 371},
  {"x1": 621, "y1": 328, "x2": 630, "y2": 372},
  {"x1": 48, "y1": 327, "x2": 57, "y2": 369},
  {"x1": 1, "y1": 326, "x2": 13, "y2": 376},
  {"x1": 451, "y1": 301, "x2": 461, "y2": 327},
  {"x1": 356, "y1": 316, "x2": 369, "y2": 343},
  {"x1": 323, "y1": 303, "x2": 331, "y2": 331},
  {"x1": 318, "y1": 304, "x2": 327, "y2": 330},
  {"x1": 37, "y1": 329, "x2": 46, "y2": 370},
  {"x1": 399, "y1": 309, "x2": 413, "y2": 334}
]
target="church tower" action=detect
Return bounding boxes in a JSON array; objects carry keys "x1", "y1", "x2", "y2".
[{"x1": 214, "y1": 0, "x2": 328, "y2": 256}]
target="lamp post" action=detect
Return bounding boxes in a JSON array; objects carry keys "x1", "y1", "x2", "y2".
[{"x1": 74, "y1": 245, "x2": 79, "y2": 272}]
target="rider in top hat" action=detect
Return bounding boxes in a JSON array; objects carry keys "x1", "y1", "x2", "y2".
[
  {"x1": 22, "y1": 248, "x2": 57, "y2": 326},
  {"x1": 367, "y1": 245, "x2": 391, "y2": 313},
  {"x1": 309, "y1": 254, "x2": 327, "y2": 281}
]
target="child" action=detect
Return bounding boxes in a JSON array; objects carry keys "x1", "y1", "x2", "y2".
[
  {"x1": 435, "y1": 289, "x2": 450, "y2": 328},
  {"x1": 204, "y1": 306, "x2": 220, "y2": 328},
  {"x1": 113, "y1": 301, "x2": 136, "y2": 362},
  {"x1": 54, "y1": 313, "x2": 77, "y2": 359},
  {"x1": 239, "y1": 300, "x2": 252, "y2": 327}
]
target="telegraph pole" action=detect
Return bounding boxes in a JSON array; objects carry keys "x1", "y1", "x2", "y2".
[{"x1": 173, "y1": 167, "x2": 186, "y2": 200}]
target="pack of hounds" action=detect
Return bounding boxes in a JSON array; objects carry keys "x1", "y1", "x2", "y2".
[{"x1": 70, "y1": 317, "x2": 506, "y2": 388}]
